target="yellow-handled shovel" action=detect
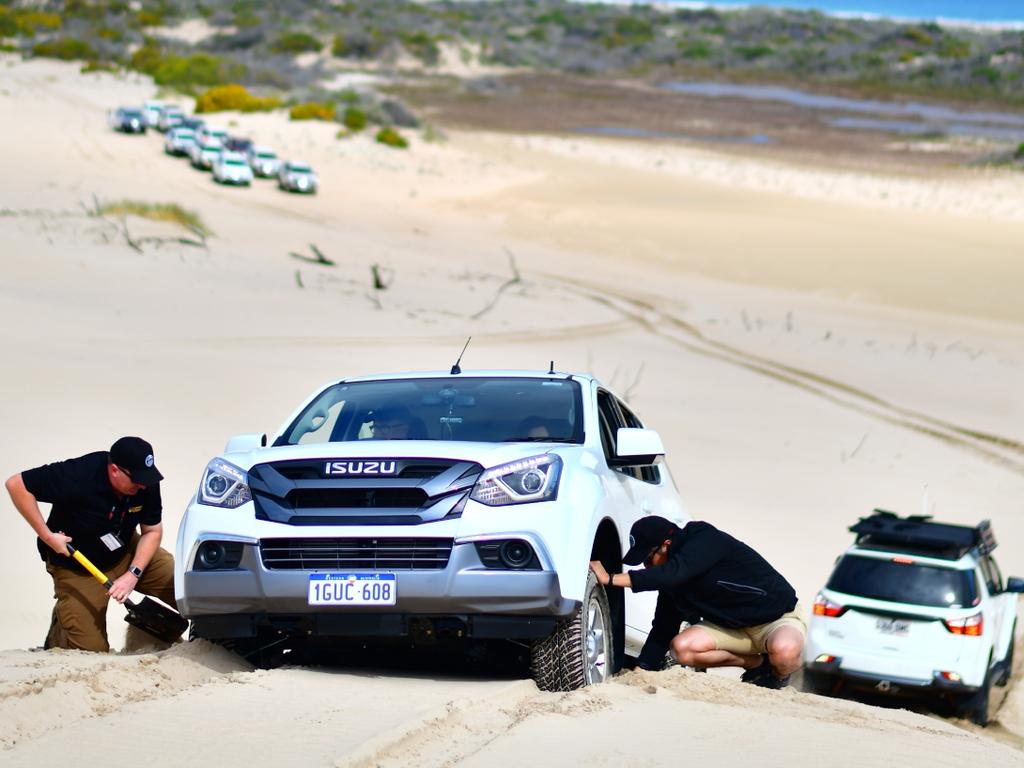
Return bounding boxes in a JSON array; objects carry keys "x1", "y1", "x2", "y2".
[{"x1": 67, "y1": 544, "x2": 188, "y2": 644}]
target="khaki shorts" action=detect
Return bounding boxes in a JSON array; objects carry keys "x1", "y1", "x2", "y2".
[{"x1": 696, "y1": 605, "x2": 807, "y2": 656}]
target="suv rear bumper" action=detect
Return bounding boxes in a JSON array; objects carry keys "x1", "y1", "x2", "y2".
[{"x1": 805, "y1": 659, "x2": 982, "y2": 695}]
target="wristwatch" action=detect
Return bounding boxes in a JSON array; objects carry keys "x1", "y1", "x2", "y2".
[{"x1": 128, "y1": 565, "x2": 144, "y2": 578}]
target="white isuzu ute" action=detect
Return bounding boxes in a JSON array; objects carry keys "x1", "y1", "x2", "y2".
[{"x1": 176, "y1": 370, "x2": 688, "y2": 690}]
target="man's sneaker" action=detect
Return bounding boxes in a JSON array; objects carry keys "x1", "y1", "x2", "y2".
[
  {"x1": 741, "y1": 657, "x2": 791, "y2": 689},
  {"x1": 740, "y1": 656, "x2": 770, "y2": 684}
]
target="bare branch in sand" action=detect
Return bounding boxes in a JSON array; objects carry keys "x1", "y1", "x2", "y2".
[
  {"x1": 290, "y1": 243, "x2": 335, "y2": 266},
  {"x1": 470, "y1": 248, "x2": 522, "y2": 320},
  {"x1": 371, "y1": 263, "x2": 393, "y2": 290},
  {"x1": 841, "y1": 432, "x2": 869, "y2": 463}
]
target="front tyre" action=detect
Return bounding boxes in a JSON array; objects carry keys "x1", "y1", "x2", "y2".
[{"x1": 530, "y1": 570, "x2": 612, "y2": 692}]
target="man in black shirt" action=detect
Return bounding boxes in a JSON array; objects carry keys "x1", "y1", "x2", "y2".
[
  {"x1": 6, "y1": 437, "x2": 177, "y2": 652},
  {"x1": 590, "y1": 516, "x2": 805, "y2": 689}
]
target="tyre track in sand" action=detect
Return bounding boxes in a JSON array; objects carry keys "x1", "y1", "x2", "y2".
[{"x1": 542, "y1": 272, "x2": 1024, "y2": 477}]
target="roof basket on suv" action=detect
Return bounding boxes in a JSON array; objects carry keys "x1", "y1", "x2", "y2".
[{"x1": 850, "y1": 509, "x2": 997, "y2": 560}]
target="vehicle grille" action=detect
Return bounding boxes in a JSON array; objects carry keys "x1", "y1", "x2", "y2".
[
  {"x1": 250, "y1": 458, "x2": 481, "y2": 526},
  {"x1": 260, "y1": 538, "x2": 454, "y2": 570},
  {"x1": 288, "y1": 488, "x2": 428, "y2": 509}
]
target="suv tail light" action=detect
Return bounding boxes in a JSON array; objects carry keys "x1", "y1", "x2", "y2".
[
  {"x1": 813, "y1": 593, "x2": 847, "y2": 618},
  {"x1": 943, "y1": 613, "x2": 983, "y2": 636}
]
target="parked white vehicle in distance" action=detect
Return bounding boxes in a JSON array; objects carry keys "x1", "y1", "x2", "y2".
[
  {"x1": 804, "y1": 511, "x2": 1023, "y2": 726},
  {"x1": 248, "y1": 146, "x2": 280, "y2": 178},
  {"x1": 157, "y1": 105, "x2": 184, "y2": 132},
  {"x1": 165, "y1": 127, "x2": 196, "y2": 156},
  {"x1": 196, "y1": 124, "x2": 228, "y2": 146},
  {"x1": 278, "y1": 161, "x2": 317, "y2": 193},
  {"x1": 143, "y1": 99, "x2": 164, "y2": 128},
  {"x1": 190, "y1": 137, "x2": 223, "y2": 171},
  {"x1": 213, "y1": 152, "x2": 254, "y2": 186},
  {"x1": 175, "y1": 369, "x2": 689, "y2": 690}
]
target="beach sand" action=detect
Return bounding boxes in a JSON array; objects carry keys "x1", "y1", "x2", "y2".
[{"x1": 0, "y1": 56, "x2": 1022, "y2": 765}]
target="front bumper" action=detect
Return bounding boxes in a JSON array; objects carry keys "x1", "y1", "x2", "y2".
[{"x1": 180, "y1": 537, "x2": 575, "y2": 636}]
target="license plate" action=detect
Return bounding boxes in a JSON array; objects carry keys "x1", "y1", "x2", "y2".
[
  {"x1": 307, "y1": 573, "x2": 396, "y2": 606},
  {"x1": 876, "y1": 618, "x2": 910, "y2": 636}
]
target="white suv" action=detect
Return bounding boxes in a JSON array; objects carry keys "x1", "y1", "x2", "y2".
[
  {"x1": 175, "y1": 370, "x2": 689, "y2": 690},
  {"x1": 804, "y1": 511, "x2": 1022, "y2": 725}
]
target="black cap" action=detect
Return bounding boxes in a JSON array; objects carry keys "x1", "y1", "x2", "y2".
[
  {"x1": 623, "y1": 516, "x2": 678, "y2": 566},
  {"x1": 109, "y1": 436, "x2": 163, "y2": 486}
]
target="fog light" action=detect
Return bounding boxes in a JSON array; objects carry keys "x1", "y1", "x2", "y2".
[
  {"x1": 198, "y1": 542, "x2": 226, "y2": 570},
  {"x1": 499, "y1": 540, "x2": 533, "y2": 569}
]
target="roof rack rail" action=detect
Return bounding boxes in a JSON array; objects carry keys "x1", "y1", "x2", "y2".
[{"x1": 849, "y1": 509, "x2": 996, "y2": 560}]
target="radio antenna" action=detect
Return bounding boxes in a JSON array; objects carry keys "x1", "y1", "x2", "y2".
[
  {"x1": 451, "y1": 336, "x2": 472, "y2": 375},
  {"x1": 548, "y1": 360, "x2": 555, "y2": 374}
]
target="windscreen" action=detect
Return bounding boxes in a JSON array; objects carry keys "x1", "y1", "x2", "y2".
[
  {"x1": 278, "y1": 377, "x2": 584, "y2": 446},
  {"x1": 827, "y1": 555, "x2": 978, "y2": 608}
]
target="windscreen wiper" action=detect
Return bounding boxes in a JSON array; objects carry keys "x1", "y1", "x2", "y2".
[{"x1": 503, "y1": 436, "x2": 577, "y2": 443}]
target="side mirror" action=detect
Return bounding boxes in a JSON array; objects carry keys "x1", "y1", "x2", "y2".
[
  {"x1": 223, "y1": 433, "x2": 267, "y2": 454},
  {"x1": 610, "y1": 428, "x2": 664, "y2": 467},
  {"x1": 1005, "y1": 577, "x2": 1024, "y2": 593}
]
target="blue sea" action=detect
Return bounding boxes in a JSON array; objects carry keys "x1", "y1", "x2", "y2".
[{"x1": 661, "y1": 1, "x2": 1024, "y2": 26}]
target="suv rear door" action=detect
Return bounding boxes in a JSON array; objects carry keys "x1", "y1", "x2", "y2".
[{"x1": 823, "y1": 553, "x2": 976, "y2": 678}]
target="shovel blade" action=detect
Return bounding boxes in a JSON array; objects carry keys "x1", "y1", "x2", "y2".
[{"x1": 123, "y1": 596, "x2": 189, "y2": 644}]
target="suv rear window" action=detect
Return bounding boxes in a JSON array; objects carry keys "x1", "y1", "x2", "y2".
[{"x1": 827, "y1": 554, "x2": 978, "y2": 608}]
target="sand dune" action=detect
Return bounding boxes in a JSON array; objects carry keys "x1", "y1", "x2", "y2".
[{"x1": 1, "y1": 56, "x2": 1022, "y2": 765}]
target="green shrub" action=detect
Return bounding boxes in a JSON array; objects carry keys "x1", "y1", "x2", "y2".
[
  {"x1": 375, "y1": 126, "x2": 408, "y2": 149},
  {"x1": 737, "y1": 44, "x2": 773, "y2": 61},
  {"x1": 153, "y1": 54, "x2": 244, "y2": 92},
  {"x1": 678, "y1": 40, "x2": 711, "y2": 60},
  {"x1": 0, "y1": 9, "x2": 15, "y2": 37},
  {"x1": 902, "y1": 26, "x2": 934, "y2": 47},
  {"x1": 3, "y1": 10, "x2": 62, "y2": 37},
  {"x1": 400, "y1": 30, "x2": 440, "y2": 64},
  {"x1": 1015, "y1": 143, "x2": 1024, "y2": 159},
  {"x1": 32, "y1": 38, "x2": 97, "y2": 61},
  {"x1": 136, "y1": 10, "x2": 165, "y2": 28},
  {"x1": 973, "y1": 65, "x2": 1001, "y2": 85},
  {"x1": 937, "y1": 37, "x2": 971, "y2": 59},
  {"x1": 342, "y1": 106, "x2": 367, "y2": 131},
  {"x1": 81, "y1": 60, "x2": 119, "y2": 74},
  {"x1": 289, "y1": 102, "x2": 334, "y2": 121},
  {"x1": 234, "y1": 11, "x2": 261, "y2": 28},
  {"x1": 332, "y1": 31, "x2": 386, "y2": 59},
  {"x1": 271, "y1": 32, "x2": 321, "y2": 55},
  {"x1": 195, "y1": 84, "x2": 280, "y2": 113},
  {"x1": 129, "y1": 41, "x2": 163, "y2": 75},
  {"x1": 96, "y1": 26, "x2": 124, "y2": 42}
]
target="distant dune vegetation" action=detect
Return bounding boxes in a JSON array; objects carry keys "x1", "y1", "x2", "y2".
[{"x1": 2, "y1": 0, "x2": 1023, "y2": 105}]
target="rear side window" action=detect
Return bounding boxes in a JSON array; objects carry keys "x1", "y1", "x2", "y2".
[{"x1": 827, "y1": 555, "x2": 978, "y2": 608}]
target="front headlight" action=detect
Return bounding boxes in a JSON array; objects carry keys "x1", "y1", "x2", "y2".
[
  {"x1": 199, "y1": 458, "x2": 252, "y2": 508},
  {"x1": 470, "y1": 455, "x2": 562, "y2": 506}
]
